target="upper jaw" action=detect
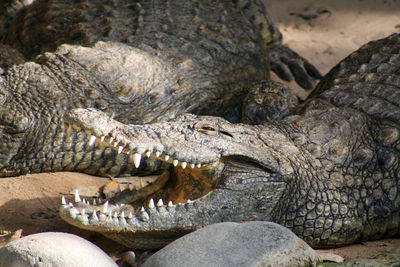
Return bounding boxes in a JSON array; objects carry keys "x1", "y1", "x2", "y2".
[
  {"x1": 64, "y1": 109, "x2": 224, "y2": 169},
  {"x1": 63, "y1": 108, "x2": 281, "y2": 172}
]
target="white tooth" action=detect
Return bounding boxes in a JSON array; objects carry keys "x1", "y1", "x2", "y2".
[
  {"x1": 187, "y1": 199, "x2": 192, "y2": 203},
  {"x1": 173, "y1": 159, "x2": 179, "y2": 166},
  {"x1": 101, "y1": 201, "x2": 109, "y2": 213},
  {"x1": 82, "y1": 198, "x2": 86, "y2": 204},
  {"x1": 133, "y1": 153, "x2": 142, "y2": 168},
  {"x1": 113, "y1": 212, "x2": 118, "y2": 218},
  {"x1": 141, "y1": 207, "x2": 145, "y2": 212},
  {"x1": 157, "y1": 199, "x2": 164, "y2": 207},
  {"x1": 149, "y1": 198, "x2": 155, "y2": 209},
  {"x1": 61, "y1": 196, "x2": 67, "y2": 205},
  {"x1": 74, "y1": 189, "x2": 81, "y2": 202},
  {"x1": 108, "y1": 211, "x2": 112, "y2": 217},
  {"x1": 91, "y1": 211, "x2": 98, "y2": 220},
  {"x1": 168, "y1": 201, "x2": 173, "y2": 207},
  {"x1": 190, "y1": 163, "x2": 195, "y2": 168},
  {"x1": 69, "y1": 202, "x2": 74, "y2": 207},
  {"x1": 98, "y1": 198, "x2": 102, "y2": 204},
  {"x1": 92, "y1": 199, "x2": 97, "y2": 205},
  {"x1": 100, "y1": 135, "x2": 105, "y2": 142},
  {"x1": 118, "y1": 146, "x2": 124, "y2": 154},
  {"x1": 120, "y1": 211, "x2": 125, "y2": 218},
  {"x1": 146, "y1": 151, "x2": 151, "y2": 157},
  {"x1": 156, "y1": 151, "x2": 161, "y2": 157},
  {"x1": 197, "y1": 163, "x2": 202, "y2": 168},
  {"x1": 113, "y1": 141, "x2": 119, "y2": 147},
  {"x1": 181, "y1": 162, "x2": 187, "y2": 169},
  {"x1": 128, "y1": 212, "x2": 133, "y2": 219},
  {"x1": 80, "y1": 209, "x2": 86, "y2": 216},
  {"x1": 109, "y1": 137, "x2": 114, "y2": 144},
  {"x1": 165, "y1": 155, "x2": 170, "y2": 161},
  {"x1": 88, "y1": 135, "x2": 97, "y2": 146}
]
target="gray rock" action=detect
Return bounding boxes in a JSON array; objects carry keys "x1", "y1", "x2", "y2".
[
  {"x1": 0, "y1": 232, "x2": 117, "y2": 267},
  {"x1": 143, "y1": 221, "x2": 320, "y2": 267}
]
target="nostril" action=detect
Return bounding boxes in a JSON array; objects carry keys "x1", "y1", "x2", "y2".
[{"x1": 219, "y1": 130, "x2": 233, "y2": 138}]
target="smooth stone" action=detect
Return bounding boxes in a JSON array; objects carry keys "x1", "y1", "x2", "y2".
[
  {"x1": 143, "y1": 221, "x2": 320, "y2": 267},
  {"x1": 0, "y1": 232, "x2": 117, "y2": 267}
]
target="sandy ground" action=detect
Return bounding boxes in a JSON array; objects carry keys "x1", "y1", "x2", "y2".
[{"x1": 0, "y1": 0, "x2": 399, "y2": 265}]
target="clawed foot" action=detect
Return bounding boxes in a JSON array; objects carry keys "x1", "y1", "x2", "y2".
[{"x1": 269, "y1": 44, "x2": 323, "y2": 90}]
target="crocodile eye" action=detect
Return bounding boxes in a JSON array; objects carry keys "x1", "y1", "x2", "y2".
[{"x1": 197, "y1": 124, "x2": 218, "y2": 136}]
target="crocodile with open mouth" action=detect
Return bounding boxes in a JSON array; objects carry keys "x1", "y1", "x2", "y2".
[{"x1": 60, "y1": 33, "x2": 400, "y2": 250}]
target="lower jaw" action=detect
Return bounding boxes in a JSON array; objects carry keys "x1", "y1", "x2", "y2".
[{"x1": 103, "y1": 228, "x2": 193, "y2": 250}]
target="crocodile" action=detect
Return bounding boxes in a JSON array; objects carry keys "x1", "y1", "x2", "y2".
[
  {"x1": 0, "y1": 0, "x2": 320, "y2": 178},
  {"x1": 60, "y1": 33, "x2": 400, "y2": 250}
]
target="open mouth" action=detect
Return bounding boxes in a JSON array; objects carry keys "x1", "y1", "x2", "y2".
[{"x1": 59, "y1": 121, "x2": 224, "y2": 235}]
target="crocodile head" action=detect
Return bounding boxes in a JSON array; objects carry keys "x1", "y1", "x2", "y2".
[{"x1": 60, "y1": 108, "x2": 293, "y2": 249}]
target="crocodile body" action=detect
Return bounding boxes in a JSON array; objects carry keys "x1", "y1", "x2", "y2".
[
  {"x1": 0, "y1": 0, "x2": 320, "y2": 177},
  {"x1": 60, "y1": 34, "x2": 400, "y2": 250}
]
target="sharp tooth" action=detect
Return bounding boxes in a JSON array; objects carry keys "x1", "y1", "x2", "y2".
[
  {"x1": 133, "y1": 153, "x2": 142, "y2": 168},
  {"x1": 108, "y1": 211, "x2": 112, "y2": 217},
  {"x1": 187, "y1": 199, "x2": 192, "y2": 203},
  {"x1": 69, "y1": 202, "x2": 74, "y2": 207},
  {"x1": 146, "y1": 151, "x2": 151, "y2": 157},
  {"x1": 109, "y1": 137, "x2": 114, "y2": 144},
  {"x1": 149, "y1": 198, "x2": 155, "y2": 209},
  {"x1": 165, "y1": 155, "x2": 170, "y2": 161},
  {"x1": 91, "y1": 211, "x2": 98, "y2": 220},
  {"x1": 197, "y1": 163, "x2": 201, "y2": 168},
  {"x1": 92, "y1": 199, "x2": 97, "y2": 205},
  {"x1": 120, "y1": 211, "x2": 125, "y2": 218},
  {"x1": 128, "y1": 212, "x2": 133, "y2": 219},
  {"x1": 157, "y1": 199, "x2": 164, "y2": 207},
  {"x1": 114, "y1": 141, "x2": 119, "y2": 147},
  {"x1": 100, "y1": 135, "x2": 105, "y2": 142},
  {"x1": 61, "y1": 196, "x2": 67, "y2": 205},
  {"x1": 98, "y1": 198, "x2": 102, "y2": 204},
  {"x1": 141, "y1": 206, "x2": 145, "y2": 212},
  {"x1": 80, "y1": 209, "x2": 86, "y2": 216},
  {"x1": 173, "y1": 159, "x2": 179, "y2": 166},
  {"x1": 82, "y1": 198, "x2": 86, "y2": 204},
  {"x1": 101, "y1": 201, "x2": 109, "y2": 213},
  {"x1": 74, "y1": 189, "x2": 81, "y2": 202},
  {"x1": 113, "y1": 212, "x2": 118, "y2": 218},
  {"x1": 156, "y1": 151, "x2": 161, "y2": 157},
  {"x1": 181, "y1": 162, "x2": 187, "y2": 169},
  {"x1": 118, "y1": 146, "x2": 124, "y2": 154},
  {"x1": 88, "y1": 135, "x2": 97, "y2": 146},
  {"x1": 190, "y1": 163, "x2": 195, "y2": 168},
  {"x1": 168, "y1": 201, "x2": 173, "y2": 207}
]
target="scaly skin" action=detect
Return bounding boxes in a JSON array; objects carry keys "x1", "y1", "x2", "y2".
[
  {"x1": 60, "y1": 34, "x2": 400, "y2": 250},
  {"x1": 0, "y1": 0, "x2": 319, "y2": 177}
]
